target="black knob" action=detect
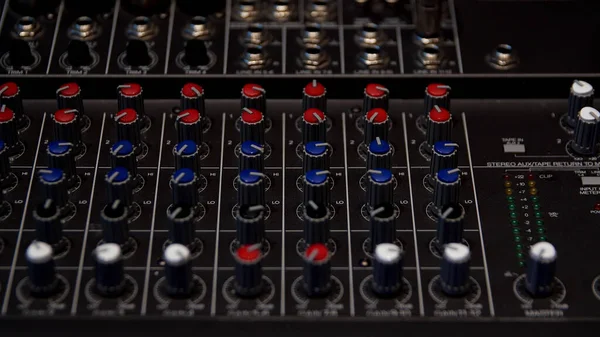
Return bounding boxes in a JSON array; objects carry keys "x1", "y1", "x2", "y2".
[
  {"x1": 184, "y1": 40, "x2": 211, "y2": 67},
  {"x1": 176, "y1": 109, "x2": 203, "y2": 145},
  {"x1": 571, "y1": 107, "x2": 600, "y2": 156},
  {"x1": 425, "y1": 105, "x2": 452, "y2": 150},
  {"x1": 303, "y1": 200, "x2": 330, "y2": 245},
  {"x1": 239, "y1": 141, "x2": 265, "y2": 172},
  {"x1": 170, "y1": 168, "x2": 199, "y2": 208},
  {"x1": 163, "y1": 243, "x2": 194, "y2": 297},
  {"x1": 125, "y1": 40, "x2": 152, "y2": 67},
  {"x1": 0, "y1": 141, "x2": 12, "y2": 182},
  {"x1": 235, "y1": 204, "x2": 265, "y2": 245},
  {"x1": 47, "y1": 141, "x2": 77, "y2": 181},
  {"x1": 110, "y1": 140, "x2": 138, "y2": 177},
  {"x1": 114, "y1": 108, "x2": 142, "y2": 151},
  {"x1": 0, "y1": 105, "x2": 18, "y2": 148},
  {"x1": 302, "y1": 80, "x2": 327, "y2": 113},
  {"x1": 567, "y1": 80, "x2": 594, "y2": 128},
  {"x1": 436, "y1": 202, "x2": 464, "y2": 247},
  {"x1": 105, "y1": 167, "x2": 133, "y2": 207},
  {"x1": 8, "y1": 39, "x2": 35, "y2": 68},
  {"x1": 241, "y1": 84, "x2": 267, "y2": 115},
  {"x1": 117, "y1": 83, "x2": 145, "y2": 117},
  {"x1": 440, "y1": 242, "x2": 471, "y2": 296},
  {"x1": 167, "y1": 204, "x2": 196, "y2": 246},
  {"x1": 366, "y1": 169, "x2": 394, "y2": 208},
  {"x1": 303, "y1": 169, "x2": 330, "y2": 207},
  {"x1": 25, "y1": 241, "x2": 59, "y2": 297},
  {"x1": 363, "y1": 83, "x2": 389, "y2": 113},
  {"x1": 433, "y1": 168, "x2": 461, "y2": 210},
  {"x1": 121, "y1": 0, "x2": 170, "y2": 15},
  {"x1": 52, "y1": 109, "x2": 82, "y2": 150},
  {"x1": 33, "y1": 199, "x2": 63, "y2": 247},
  {"x1": 415, "y1": 0, "x2": 442, "y2": 43},
  {"x1": 369, "y1": 202, "x2": 397, "y2": 247},
  {"x1": 303, "y1": 141, "x2": 330, "y2": 174},
  {"x1": 429, "y1": 141, "x2": 458, "y2": 181},
  {"x1": 366, "y1": 138, "x2": 392, "y2": 171},
  {"x1": 234, "y1": 243, "x2": 264, "y2": 297},
  {"x1": 371, "y1": 243, "x2": 404, "y2": 297},
  {"x1": 38, "y1": 168, "x2": 68, "y2": 210},
  {"x1": 302, "y1": 108, "x2": 327, "y2": 144},
  {"x1": 525, "y1": 241, "x2": 557, "y2": 297},
  {"x1": 180, "y1": 83, "x2": 205, "y2": 114},
  {"x1": 93, "y1": 243, "x2": 126, "y2": 297},
  {"x1": 174, "y1": 140, "x2": 201, "y2": 176},
  {"x1": 364, "y1": 108, "x2": 389, "y2": 144},
  {"x1": 240, "y1": 108, "x2": 265, "y2": 145},
  {"x1": 100, "y1": 200, "x2": 130, "y2": 246},
  {"x1": 66, "y1": 40, "x2": 94, "y2": 68},
  {"x1": 302, "y1": 243, "x2": 331, "y2": 297},
  {"x1": 238, "y1": 169, "x2": 265, "y2": 206},
  {"x1": 56, "y1": 82, "x2": 85, "y2": 118},
  {"x1": 424, "y1": 83, "x2": 450, "y2": 117},
  {"x1": 0, "y1": 82, "x2": 25, "y2": 123}
]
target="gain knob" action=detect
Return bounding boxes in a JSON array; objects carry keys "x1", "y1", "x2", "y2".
[
  {"x1": 110, "y1": 140, "x2": 138, "y2": 177},
  {"x1": 235, "y1": 204, "x2": 265, "y2": 245},
  {"x1": 238, "y1": 169, "x2": 265, "y2": 206},
  {"x1": 167, "y1": 204, "x2": 196, "y2": 247},
  {"x1": 171, "y1": 168, "x2": 200, "y2": 208},
  {"x1": 371, "y1": 243, "x2": 404, "y2": 297},
  {"x1": 105, "y1": 167, "x2": 133, "y2": 207},
  {"x1": 369, "y1": 202, "x2": 397, "y2": 247},
  {"x1": 239, "y1": 141, "x2": 265, "y2": 172},
  {"x1": 366, "y1": 137, "x2": 392, "y2": 170},
  {"x1": 429, "y1": 141, "x2": 458, "y2": 183},
  {"x1": 56, "y1": 83, "x2": 85, "y2": 118},
  {"x1": 93, "y1": 243, "x2": 126, "y2": 297},
  {"x1": 52, "y1": 109, "x2": 82, "y2": 149},
  {"x1": 8, "y1": 39, "x2": 36, "y2": 69},
  {"x1": 163, "y1": 243, "x2": 194, "y2": 297},
  {"x1": 184, "y1": 40, "x2": 212, "y2": 67},
  {"x1": 433, "y1": 168, "x2": 461, "y2": 210},
  {"x1": 424, "y1": 83, "x2": 450, "y2": 117},
  {"x1": 25, "y1": 241, "x2": 59, "y2": 297},
  {"x1": 303, "y1": 141, "x2": 330, "y2": 174},
  {"x1": 66, "y1": 40, "x2": 94, "y2": 68},
  {"x1": 567, "y1": 80, "x2": 594, "y2": 128},
  {"x1": 303, "y1": 80, "x2": 327, "y2": 112},
  {"x1": 240, "y1": 108, "x2": 265, "y2": 145},
  {"x1": 571, "y1": 107, "x2": 600, "y2": 156},
  {"x1": 33, "y1": 199, "x2": 63, "y2": 247},
  {"x1": 436, "y1": 202, "x2": 464, "y2": 247},
  {"x1": 525, "y1": 241, "x2": 557, "y2": 297},
  {"x1": 241, "y1": 84, "x2": 267, "y2": 115},
  {"x1": 180, "y1": 83, "x2": 206, "y2": 114},
  {"x1": 117, "y1": 83, "x2": 145, "y2": 117},
  {"x1": 302, "y1": 108, "x2": 327, "y2": 144},
  {"x1": 0, "y1": 105, "x2": 18, "y2": 148},
  {"x1": 125, "y1": 40, "x2": 152, "y2": 67},
  {"x1": 303, "y1": 200, "x2": 330, "y2": 245},
  {"x1": 100, "y1": 200, "x2": 131, "y2": 247},
  {"x1": 366, "y1": 169, "x2": 394, "y2": 208},
  {"x1": 0, "y1": 82, "x2": 25, "y2": 123},
  {"x1": 174, "y1": 140, "x2": 201, "y2": 175},
  {"x1": 440, "y1": 242, "x2": 471, "y2": 296},
  {"x1": 364, "y1": 108, "x2": 389, "y2": 144},
  {"x1": 302, "y1": 243, "x2": 331, "y2": 297},
  {"x1": 363, "y1": 83, "x2": 389, "y2": 113},
  {"x1": 47, "y1": 141, "x2": 77, "y2": 181},
  {"x1": 234, "y1": 243, "x2": 264, "y2": 297},
  {"x1": 425, "y1": 105, "x2": 452, "y2": 150},
  {"x1": 304, "y1": 169, "x2": 330, "y2": 207},
  {"x1": 176, "y1": 109, "x2": 203, "y2": 145},
  {"x1": 114, "y1": 108, "x2": 142, "y2": 151},
  {"x1": 38, "y1": 169, "x2": 68, "y2": 210}
]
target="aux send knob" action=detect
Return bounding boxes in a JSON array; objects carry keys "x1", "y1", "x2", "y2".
[
  {"x1": 302, "y1": 108, "x2": 327, "y2": 144},
  {"x1": 424, "y1": 83, "x2": 450, "y2": 117},
  {"x1": 239, "y1": 140, "x2": 265, "y2": 172},
  {"x1": 176, "y1": 108, "x2": 203, "y2": 145},
  {"x1": 0, "y1": 82, "x2": 24, "y2": 123},
  {"x1": 117, "y1": 83, "x2": 145, "y2": 117},
  {"x1": 0, "y1": 105, "x2": 18, "y2": 148},
  {"x1": 234, "y1": 243, "x2": 264, "y2": 297},
  {"x1": 363, "y1": 83, "x2": 389, "y2": 113},
  {"x1": 302, "y1": 243, "x2": 332, "y2": 297},
  {"x1": 180, "y1": 83, "x2": 206, "y2": 114},
  {"x1": 52, "y1": 109, "x2": 82, "y2": 149},
  {"x1": 303, "y1": 80, "x2": 327, "y2": 113},
  {"x1": 114, "y1": 108, "x2": 142, "y2": 151},
  {"x1": 56, "y1": 82, "x2": 85, "y2": 117},
  {"x1": 425, "y1": 105, "x2": 452, "y2": 150},
  {"x1": 241, "y1": 84, "x2": 267, "y2": 115},
  {"x1": 240, "y1": 108, "x2": 265, "y2": 145},
  {"x1": 364, "y1": 108, "x2": 389, "y2": 144}
]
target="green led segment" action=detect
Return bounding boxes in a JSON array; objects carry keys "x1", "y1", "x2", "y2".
[
  {"x1": 510, "y1": 211, "x2": 518, "y2": 219},
  {"x1": 508, "y1": 203, "x2": 516, "y2": 211},
  {"x1": 511, "y1": 219, "x2": 519, "y2": 226},
  {"x1": 537, "y1": 227, "x2": 545, "y2": 234},
  {"x1": 539, "y1": 236, "x2": 546, "y2": 241},
  {"x1": 531, "y1": 196, "x2": 539, "y2": 202},
  {"x1": 516, "y1": 244, "x2": 523, "y2": 250},
  {"x1": 534, "y1": 211, "x2": 542, "y2": 218},
  {"x1": 536, "y1": 219, "x2": 544, "y2": 226},
  {"x1": 507, "y1": 196, "x2": 515, "y2": 202},
  {"x1": 533, "y1": 204, "x2": 541, "y2": 211},
  {"x1": 514, "y1": 236, "x2": 521, "y2": 243}
]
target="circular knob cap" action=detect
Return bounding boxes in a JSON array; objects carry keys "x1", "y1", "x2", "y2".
[
  {"x1": 47, "y1": 141, "x2": 77, "y2": 180},
  {"x1": 302, "y1": 108, "x2": 327, "y2": 144},
  {"x1": 0, "y1": 105, "x2": 18, "y2": 147},
  {"x1": 372, "y1": 243, "x2": 403, "y2": 297},
  {"x1": 26, "y1": 241, "x2": 58, "y2": 296},
  {"x1": 52, "y1": 109, "x2": 82, "y2": 148},
  {"x1": 184, "y1": 40, "x2": 211, "y2": 67},
  {"x1": 167, "y1": 204, "x2": 196, "y2": 246},
  {"x1": 241, "y1": 84, "x2": 266, "y2": 115},
  {"x1": 38, "y1": 168, "x2": 68, "y2": 209},
  {"x1": 366, "y1": 169, "x2": 394, "y2": 208},
  {"x1": 174, "y1": 140, "x2": 201, "y2": 175},
  {"x1": 367, "y1": 137, "x2": 392, "y2": 170},
  {"x1": 571, "y1": 107, "x2": 600, "y2": 156},
  {"x1": 364, "y1": 108, "x2": 389, "y2": 145},
  {"x1": 115, "y1": 108, "x2": 142, "y2": 150},
  {"x1": 303, "y1": 80, "x2": 327, "y2": 112},
  {"x1": 429, "y1": 141, "x2": 458, "y2": 179},
  {"x1": 8, "y1": 39, "x2": 35, "y2": 68},
  {"x1": 33, "y1": 199, "x2": 63, "y2": 246},
  {"x1": 424, "y1": 83, "x2": 450, "y2": 117},
  {"x1": 235, "y1": 204, "x2": 265, "y2": 245},
  {"x1": 302, "y1": 243, "x2": 331, "y2": 297},
  {"x1": 93, "y1": 243, "x2": 126, "y2": 296},
  {"x1": 180, "y1": 83, "x2": 206, "y2": 114},
  {"x1": 125, "y1": 40, "x2": 152, "y2": 67},
  {"x1": 110, "y1": 140, "x2": 138, "y2": 177},
  {"x1": 171, "y1": 168, "x2": 199, "y2": 208},
  {"x1": 0, "y1": 82, "x2": 24, "y2": 122},
  {"x1": 425, "y1": 106, "x2": 452, "y2": 149},
  {"x1": 363, "y1": 83, "x2": 389, "y2": 113},
  {"x1": 436, "y1": 202, "x2": 464, "y2": 246},
  {"x1": 100, "y1": 200, "x2": 130, "y2": 246},
  {"x1": 176, "y1": 109, "x2": 203, "y2": 145},
  {"x1": 66, "y1": 40, "x2": 94, "y2": 68},
  {"x1": 0, "y1": 141, "x2": 12, "y2": 181},
  {"x1": 433, "y1": 168, "x2": 461, "y2": 209},
  {"x1": 105, "y1": 167, "x2": 133, "y2": 207},
  {"x1": 303, "y1": 141, "x2": 330, "y2": 174},
  {"x1": 303, "y1": 200, "x2": 330, "y2": 245},
  {"x1": 369, "y1": 202, "x2": 397, "y2": 247},
  {"x1": 234, "y1": 243, "x2": 264, "y2": 297},
  {"x1": 440, "y1": 242, "x2": 471, "y2": 296},
  {"x1": 239, "y1": 141, "x2": 264, "y2": 172},
  {"x1": 164, "y1": 243, "x2": 194, "y2": 297},
  {"x1": 238, "y1": 169, "x2": 265, "y2": 206},
  {"x1": 117, "y1": 83, "x2": 145, "y2": 116},
  {"x1": 525, "y1": 241, "x2": 557, "y2": 297},
  {"x1": 303, "y1": 169, "x2": 330, "y2": 207},
  {"x1": 567, "y1": 80, "x2": 594, "y2": 128},
  {"x1": 240, "y1": 108, "x2": 265, "y2": 145}
]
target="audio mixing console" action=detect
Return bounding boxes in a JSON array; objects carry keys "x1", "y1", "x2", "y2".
[{"x1": 0, "y1": 0, "x2": 600, "y2": 336}]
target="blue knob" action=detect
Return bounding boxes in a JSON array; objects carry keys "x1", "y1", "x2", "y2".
[{"x1": 367, "y1": 137, "x2": 391, "y2": 170}]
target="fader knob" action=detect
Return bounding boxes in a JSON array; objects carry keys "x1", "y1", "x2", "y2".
[
  {"x1": 0, "y1": 82, "x2": 24, "y2": 122},
  {"x1": 171, "y1": 169, "x2": 200, "y2": 208},
  {"x1": 429, "y1": 141, "x2": 458, "y2": 180},
  {"x1": 234, "y1": 243, "x2": 264, "y2": 297},
  {"x1": 366, "y1": 169, "x2": 394, "y2": 208},
  {"x1": 241, "y1": 84, "x2": 266, "y2": 115},
  {"x1": 302, "y1": 108, "x2": 327, "y2": 144},
  {"x1": 33, "y1": 199, "x2": 63, "y2": 247},
  {"x1": 525, "y1": 241, "x2": 557, "y2": 297},
  {"x1": 571, "y1": 107, "x2": 600, "y2": 156},
  {"x1": 0, "y1": 141, "x2": 11, "y2": 181},
  {"x1": 0, "y1": 105, "x2": 18, "y2": 147},
  {"x1": 303, "y1": 80, "x2": 327, "y2": 112},
  {"x1": 38, "y1": 169, "x2": 68, "y2": 209},
  {"x1": 239, "y1": 141, "x2": 265, "y2": 171},
  {"x1": 66, "y1": 40, "x2": 94, "y2": 68},
  {"x1": 26, "y1": 241, "x2": 58, "y2": 296},
  {"x1": 47, "y1": 141, "x2": 77, "y2": 180},
  {"x1": 436, "y1": 202, "x2": 464, "y2": 246},
  {"x1": 367, "y1": 137, "x2": 392, "y2": 170},
  {"x1": 567, "y1": 80, "x2": 594, "y2": 128},
  {"x1": 302, "y1": 243, "x2": 331, "y2": 297},
  {"x1": 125, "y1": 40, "x2": 152, "y2": 67},
  {"x1": 174, "y1": 140, "x2": 201, "y2": 175},
  {"x1": 303, "y1": 169, "x2": 330, "y2": 207},
  {"x1": 56, "y1": 82, "x2": 84, "y2": 117},
  {"x1": 105, "y1": 167, "x2": 133, "y2": 207},
  {"x1": 176, "y1": 109, "x2": 203, "y2": 145},
  {"x1": 303, "y1": 200, "x2": 330, "y2": 245},
  {"x1": 184, "y1": 40, "x2": 211, "y2": 67},
  {"x1": 164, "y1": 243, "x2": 194, "y2": 297},
  {"x1": 180, "y1": 83, "x2": 206, "y2": 114},
  {"x1": 100, "y1": 200, "x2": 130, "y2": 246},
  {"x1": 110, "y1": 140, "x2": 138, "y2": 177},
  {"x1": 240, "y1": 108, "x2": 265, "y2": 145},
  {"x1": 424, "y1": 83, "x2": 450, "y2": 117},
  {"x1": 440, "y1": 242, "x2": 471, "y2": 296},
  {"x1": 117, "y1": 84, "x2": 145, "y2": 116},
  {"x1": 364, "y1": 108, "x2": 389, "y2": 144},
  {"x1": 433, "y1": 168, "x2": 461, "y2": 209},
  {"x1": 52, "y1": 109, "x2": 82, "y2": 148},
  {"x1": 8, "y1": 39, "x2": 35, "y2": 68},
  {"x1": 115, "y1": 108, "x2": 142, "y2": 150},
  {"x1": 369, "y1": 202, "x2": 397, "y2": 247},
  {"x1": 167, "y1": 204, "x2": 196, "y2": 246},
  {"x1": 425, "y1": 106, "x2": 452, "y2": 149},
  {"x1": 371, "y1": 243, "x2": 403, "y2": 297},
  {"x1": 363, "y1": 83, "x2": 389, "y2": 113},
  {"x1": 93, "y1": 243, "x2": 126, "y2": 297},
  {"x1": 303, "y1": 141, "x2": 330, "y2": 174},
  {"x1": 238, "y1": 169, "x2": 265, "y2": 206},
  {"x1": 235, "y1": 204, "x2": 265, "y2": 245}
]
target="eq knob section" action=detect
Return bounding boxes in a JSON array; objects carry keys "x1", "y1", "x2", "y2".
[
  {"x1": 303, "y1": 200, "x2": 330, "y2": 245},
  {"x1": 525, "y1": 242, "x2": 557, "y2": 297},
  {"x1": 115, "y1": 108, "x2": 142, "y2": 151},
  {"x1": 571, "y1": 107, "x2": 600, "y2": 156},
  {"x1": 234, "y1": 243, "x2": 264, "y2": 297},
  {"x1": 369, "y1": 202, "x2": 397, "y2": 247},
  {"x1": 176, "y1": 109, "x2": 203, "y2": 145},
  {"x1": 100, "y1": 200, "x2": 131, "y2": 247},
  {"x1": 425, "y1": 106, "x2": 452, "y2": 150},
  {"x1": 0, "y1": 105, "x2": 19, "y2": 148},
  {"x1": 567, "y1": 80, "x2": 594, "y2": 128},
  {"x1": 167, "y1": 204, "x2": 196, "y2": 246},
  {"x1": 363, "y1": 83, "x2": 389, "y2": 113},
  {"x1": 33, "y1": 199, "x2": 63, "y2": 247},
  {"x1": 240, "y1": 108, "x2": 265, "y2": 145},
  {"x1": 117, "y1": 84, "x2": 145, "y2": 117},
  {"x1": 0, "y1": 82, "x2": 24, "y2": 124},
  {"x1": 174, "y1": 140, "x2": 201, "y2": 175},
  {"x1": 241, "y1": 84, "x2": 267, "y2": 114},
  {"x1": 47, "y1": 141, "x2": 77, "y2": 181},
  {"x1": 436, "y1": 202, "x2": 464, "y2": 247},
  {"x1": 302, "y1": 108, "x2": 327, "y2": 144},
  {"x1": 371, "y1": 243, "x2": 404, "y2": 297},
  {"x1": 303, "y1": 243, "x2": 331, "y2": 297},
  {"x1": 303, "y1": 142, "x2": 330, "y2": 174},
  {"x1": 239, "y1": 141, "x2": 265, "y2": 172},
  {"x1": 163, "y1": 243, "x2": 194, "y2": 297},
  {"x1": 367, "y1": 137, "x2": 392, "y2": 170},
  {"x1": 303, "y1": 80, "x2": 327, "y2": 112},
  {"x1": 303, "y1": 169, "x2": 330, "y2": 207},
  {"x1": 238, "y1": 169, "x2": 266, "y2": 206},
  {"x1": 180, "y1": 83, "x2": 206, "y2": 114},
  {"x1": 25, "y1": 241, "x2": 59, "y2": 297},
  {"x1": 440, "y1": 242, "x2": 471, "y2": 296},
  {"x1": 110, "y1": 140, "x2": 138, "y2": 177},
  {"x1": 105, "y1": 167, "x2": 133, "y2": 207},
  {"x1": 366, "y1": 169, "x2": 394, "y2": 208},
  {"x1": 235, "y1": 204, "x2": 265, "y2": 245},
  {"x1": 93, "y1": 243, "x2": 126, "y2": 297},
  {"x1": 171, "y1": 169, "x2": 200, "y2": 208},
  {"x1": 38, "y1": 169, "x2": 69, "y2": 210},
  {"x1": 364, "y1": 108, "x2": 389, "y2": 144},
  {"x1": 433, "y1": 168, "x2": 461, "y2": 210},
  {"x1": 52, "y1": 109, "x2": 83, "y2": 150},
  {"x1": 429, "y1": 142, "x2": 458, "y2": 183},
  {"x1": 424, "y1": 83, "x2": 451, "y2": 117}
]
